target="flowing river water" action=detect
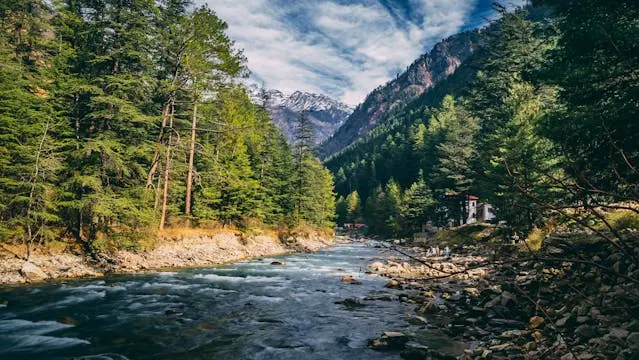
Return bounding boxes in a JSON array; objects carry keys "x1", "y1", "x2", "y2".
[{"x1": 0, "y1": 241, "x2": 462, "y2": 360}]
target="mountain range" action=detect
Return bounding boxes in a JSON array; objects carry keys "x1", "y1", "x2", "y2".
[
  {"x1": 248, "y1": 86, "x2": 353, "y2": 146},
  {"x1": 251, "y1": 30, "x2": 480, "y2": 154}
]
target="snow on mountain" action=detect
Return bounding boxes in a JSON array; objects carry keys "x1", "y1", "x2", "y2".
[{"x1": 247, "y1": 86, "x2": 354, "y2": 145}]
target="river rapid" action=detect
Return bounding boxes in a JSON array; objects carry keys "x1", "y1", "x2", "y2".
[{"x1": 0, "y1": 241, "x2": 453, "y2": 360}]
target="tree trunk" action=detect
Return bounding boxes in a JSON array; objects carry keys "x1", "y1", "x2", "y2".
[
  {"x1": 159, "y1": 104, "x2": 175, "y2": 231},
  {"x1": 146, "y1": 101, "x2": 172, "y2": 188},
  {"x1": 185, "y1": 102, "x2": 198, "y2": 220},
  {"x1": 24, "y1": 121, "x2": 50, "y2": 259},
  {"x1": 146, "y1": 53, "x2": 181, "y2": 189}
]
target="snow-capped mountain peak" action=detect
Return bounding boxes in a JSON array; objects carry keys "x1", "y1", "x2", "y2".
[
  {"x1": 282, "y1": 91, "x2": 354, "y2": 113},
  {"x1": 246, "y1": 85, "x2": 354, "y2": 145},
  {"x1": 248, "y1": 86, "x2": 353, "y2": 113}
]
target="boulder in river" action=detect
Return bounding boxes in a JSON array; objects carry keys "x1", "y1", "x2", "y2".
[
  {"x1": 270, "y1": 261, "x2": 286, "y2": 266},
  {"x1": 417, "y1": 300, "x2": 440, "y2": 314},
  {"x1": 368, "y1": 331, "x2": 410, "y2": 350},
  {"x1": 164, "y1": 308, "x2": 183, "y2": 316},
  {"x1": 341, "y1": 275, "x2": 362, "y2": 285},
  {"x1": 20, "y1": 262, "x2": 48, "y2": 282},
  {"x1": 385, "y1": 279, "x2": 401, "y2": 289},
  {"x1": 404, "y1": 314, "x2": 429, "y2": 326},
  {"x1": 335, "y1": 298, "x2": 365, "y2": 309},
  {"x1": 368, "y1": 262, "x2": 385, "y2": 272},
  {"x1": 58, "y1": 316, "x2": 78, "y2": 325}
]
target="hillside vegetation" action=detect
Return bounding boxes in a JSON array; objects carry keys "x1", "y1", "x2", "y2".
[
  {"x1": 327, "y1": 1, "x2": 639, "y2": 248},
  {"x1": 0, "y1": 0, "x2": 335, "y2": 260}
]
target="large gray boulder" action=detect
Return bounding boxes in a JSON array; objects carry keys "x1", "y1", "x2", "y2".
[{"x1": 20, "y1": 262, "x2": 48, "y2": 282}]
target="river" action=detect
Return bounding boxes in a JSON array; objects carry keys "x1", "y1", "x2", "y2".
[{"x1": 0, "y1": 241, "x2": 459, "y2": 360}]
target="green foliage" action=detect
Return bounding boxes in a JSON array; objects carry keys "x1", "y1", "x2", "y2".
[
  {"x1": 534, "y1": 0, "x2": 639, "y2": 203},
  {"x1": 401, "y1": 175, "x2": 435, "y2": 234},
  {"x1": 382, "y1": 179, "x2": 403, "y2": 236},
  {"x1": 0, "y1": 0, "x2": 336, "y2": 257},
  {"x1": 291, "y1": 112, "x2": 335, "y2": 227},
  {"x1": 326, "y1": 4, "x2": 637, "y2": 241},
  {"x1": 345, "y1": 191, "x2": 361, "y2": 222},
  {"x1": 605, "y1": 211, "x2": 639, "y2": 232},
  {"x1": 0, "y1": 0, "x2": 65, "y2": 254}
]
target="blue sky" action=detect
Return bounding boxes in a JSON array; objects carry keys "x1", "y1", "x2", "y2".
[{"x1": 203, "y1": 0, "x2": 527, "y2": 105}]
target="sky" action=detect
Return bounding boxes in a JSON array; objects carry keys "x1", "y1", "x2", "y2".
[{"x1": 202, "y1": 0, "x2": 527, "y2": 106}]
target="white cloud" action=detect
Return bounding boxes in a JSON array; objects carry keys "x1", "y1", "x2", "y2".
[{"x1": 203, "y1": 0, "x2": 478, "y2": 106}]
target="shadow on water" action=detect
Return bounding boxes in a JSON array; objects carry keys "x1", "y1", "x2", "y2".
[{"x1": 0, "y1": 242, "x2": 459, "y2": 360}]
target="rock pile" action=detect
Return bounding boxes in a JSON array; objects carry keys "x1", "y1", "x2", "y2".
[{"x1": 368, "y1": 236, "x2": 639, "y2": 359}]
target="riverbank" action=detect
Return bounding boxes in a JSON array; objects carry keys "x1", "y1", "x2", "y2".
[
  {"x1": 0, "y1": 231, "x2": 335, "y2": 285},
  {"x1": 366, "y1": 234, "x2": 639, "y2": 359}
]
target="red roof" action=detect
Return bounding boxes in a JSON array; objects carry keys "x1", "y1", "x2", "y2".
[{"x1": 468, "y1": 195, "x2": 479, "y2": 200}]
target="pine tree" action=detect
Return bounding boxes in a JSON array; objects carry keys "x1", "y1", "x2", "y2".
[
  {"x1": 193, "y1": 87, "x2": 260, "y2": 226},
  {"x1": 256, "y1": 123, "x2": 296, "y2": 226},
  {"x1": 0, "y1": 0, "x2": 64, "y2": 257},
  {"x1": 382, "y1": 179, "x2": 402, "y2": 236},
  {"x1": 401, "y1": 173, "x2": 435, "y2": 234},
  {"x1": 432, "y1": 96, "x2": 479, "y2": 225},
  {"x1": 293, "y1": 112, "x2": 314, "y2": 224},
  {"x1": 302, "y1": 158, "x2": 336, "y2": 228},
  {"x1": 534, "y1": 0, "x2": 639, "y2": 203},
  {"x1": 363, "y1": 186, "x2": 384, "y2": 233},
  {"x1": 335, "y1": 196, "x2": 348, "y2": 226},
  {"x1": 181, "y1": 7, "x2": 246, "y2": 222},
  {"x1": 345, "y1": 191, "x2": 361, "y2": 223}
]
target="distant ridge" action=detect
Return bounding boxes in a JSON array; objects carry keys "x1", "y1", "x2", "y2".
[
  {"x1": 248, "y1": 86, "x2": 354, "y2": 145},
  {"x1": 319, "y1": 30, "x2": 481, "y2": 158}
]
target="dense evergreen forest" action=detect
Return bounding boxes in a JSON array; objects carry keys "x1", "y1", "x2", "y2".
[
  {"x1": 0, "y1": 0, "x2": 335, "y2": 258},
  {"x1": 327, "y1": 0, "x2": 639, "y2": 239}
]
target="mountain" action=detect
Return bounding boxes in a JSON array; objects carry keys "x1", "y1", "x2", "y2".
[
  {"x1": 248, "y1": 87, "x2": 354, "y2": 145},
  {"x1": 320, "y1": 30, "x2": 481, "y2": 158}
]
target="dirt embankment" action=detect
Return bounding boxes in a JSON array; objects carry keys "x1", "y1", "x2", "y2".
[{"x1": 0, "y1": 232, "x2": 335, "y2": 285}]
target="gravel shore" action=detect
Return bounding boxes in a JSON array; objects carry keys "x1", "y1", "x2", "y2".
[
  {"x1": 365, "y1": 236, "x2": 639, "y2": 359},
  {"x1": 0, "y1": 232, "x2": 334, "y2": 285}
]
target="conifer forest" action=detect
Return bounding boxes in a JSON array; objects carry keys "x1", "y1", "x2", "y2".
[{"x1": 0, "y1": 1, "x2": 638, "y2": 359}]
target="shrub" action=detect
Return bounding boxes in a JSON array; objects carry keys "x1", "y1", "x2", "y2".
[
  {"x1": 607, "y1": 210, "x2": 639, "y2": 231},
  {"x1": 523, "y1": 227, "x2": 545, "y2": 252}
]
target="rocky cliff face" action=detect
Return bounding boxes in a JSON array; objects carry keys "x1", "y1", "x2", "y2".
[
  {"x1": 320, "y1": 30, "x2": 480, "y2": 158},
  {"x1": 249, "y1": 87, "x2": 353, "y2": 145}
]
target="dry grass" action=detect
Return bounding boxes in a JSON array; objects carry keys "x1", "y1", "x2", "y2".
[
  {"x1": 522, "y1": 227, "x2": 546, "y2": 252},
  {"x1": 2, "y1": 219, "x2": 333, "y2": 256},
  {"x1": 158, "y1": 226, "x2": 236, "y2": 239},
  {"x1": 605, "y1": 210, "x2": 639, "y2": 231},
  {"x1": 431, "y1": 224, "x2": 497, "y2": 246},
  {"x1": 0, "y1": 243, "x2": 28, "y2": 259},
  {"x1": 276, "y1": 223, "x2": 334, "y2": 244}
]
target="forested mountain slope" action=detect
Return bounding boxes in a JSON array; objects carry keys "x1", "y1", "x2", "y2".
[
  {"x1": 320, "y1": 30, "x2": 481, "y2": 158},
  {"x1": 328, "y1": 2, "x2": 639, "y2": 240}
]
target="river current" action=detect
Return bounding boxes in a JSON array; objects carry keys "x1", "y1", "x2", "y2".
[{"x1": 0, "y1": 241, "x2": 458, "y2": 359}]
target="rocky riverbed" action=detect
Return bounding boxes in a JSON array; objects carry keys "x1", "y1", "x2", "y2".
[
  {"x1": 0, "y1": 232, "x2": 334, "y2": 285},
  {"x1": 364, "y1": 235, "x2": 639, "y2": 359}
]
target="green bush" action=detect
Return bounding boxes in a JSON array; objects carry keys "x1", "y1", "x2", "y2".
[{"x1": 608, "y1": 211, "x2": 639, "y2": 231}]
